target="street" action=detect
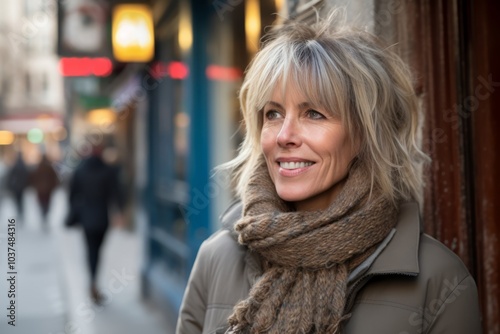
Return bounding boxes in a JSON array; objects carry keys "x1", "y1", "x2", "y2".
[{"x1": 0, "y1": 187, "x2": 176, "y2": 334}]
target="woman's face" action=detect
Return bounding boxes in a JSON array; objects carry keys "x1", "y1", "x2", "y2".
[{"x1": 260, "y1": 83, "x2": 358, "y2": 211}]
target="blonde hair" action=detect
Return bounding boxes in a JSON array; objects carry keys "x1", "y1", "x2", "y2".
[{"x1": 221, "y1": 13, "x2": 430, "y2": 206}]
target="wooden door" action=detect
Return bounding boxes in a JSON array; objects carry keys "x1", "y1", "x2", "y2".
[{"x1": 376, "y1": 0, "x2": 500, "y2": 332}]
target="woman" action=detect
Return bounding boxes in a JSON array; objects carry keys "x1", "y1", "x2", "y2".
[
  {"x1": 30, "y1": 154, "x2": 60, "y2": 225},
  {"x1": 176, "y1": 15, "x2": 482, "y2": 334}
]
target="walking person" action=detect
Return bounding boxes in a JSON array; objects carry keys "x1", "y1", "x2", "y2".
[
  {"x1": 6, "y1": 152, "x2": 30, "y2": 221},
  {"x1": 0, "y1": 155, "x2": 9, "y2": 202},
  {"x1": 30, "y1": 153, "x2": 60, "y2": 227},
  {"x1": 176, "y1": 13, "x2": 482, "y2": 334},
  {"x1": 68, "y1": 142, "x2": 124, "y2": 303}
]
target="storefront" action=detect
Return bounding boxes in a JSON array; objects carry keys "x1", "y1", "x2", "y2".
[{"x1": 140, "y1": 0, "x2": 282, "y2": 315}]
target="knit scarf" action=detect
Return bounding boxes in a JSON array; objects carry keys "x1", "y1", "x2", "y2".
[{"x1": 227, "y1": 160, "x2": 399, "y2": 334}]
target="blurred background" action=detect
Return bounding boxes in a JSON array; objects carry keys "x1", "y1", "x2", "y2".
[{"x1": 0, "y1": 0, "x2": 498, "y2": 333}]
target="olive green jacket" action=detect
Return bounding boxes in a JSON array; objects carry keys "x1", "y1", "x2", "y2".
[{"x1": 176, "y1": 202, "x2": 482, "y2": 334}]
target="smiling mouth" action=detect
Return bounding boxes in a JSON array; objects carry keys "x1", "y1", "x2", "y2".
[{"x1": 279, "y1": 161, "x2": 315, "y2": 170}]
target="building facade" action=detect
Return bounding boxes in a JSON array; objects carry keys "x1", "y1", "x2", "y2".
[
  {"x1": 0, "y1": 0, "x2": 64, "y2": 162},
  {"x1": 107, "y1": 0, "x2": 284, "y2": 317}
]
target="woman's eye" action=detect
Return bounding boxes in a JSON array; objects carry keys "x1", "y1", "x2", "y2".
[
  {"x1": 265, "y1": 110, "x2": 281, "y2": 120},
  {"x1": 306, "y1": 109, "x2": 325, "y2": 119}
]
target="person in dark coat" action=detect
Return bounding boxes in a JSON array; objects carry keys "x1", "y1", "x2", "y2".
[
  {"x1": 6, "y1": 153, "x2": 30, "y2": 220},
  {"x1": 30, "y1": 154, "x2": 59, "y2": 225},
  {"x1": 68, "y1": 143, "x2": 124, "y2": 303}
]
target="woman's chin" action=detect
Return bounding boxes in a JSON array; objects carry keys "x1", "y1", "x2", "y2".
[{"x1": 276, "y1": 190, "x2": 309, "y2": 203}]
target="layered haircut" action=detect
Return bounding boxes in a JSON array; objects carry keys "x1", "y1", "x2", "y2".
[{"x1": 221, "y1": 13, "x2": 430, "y2": 207}]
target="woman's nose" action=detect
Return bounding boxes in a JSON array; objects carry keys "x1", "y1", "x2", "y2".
[{"x1": 276, "y1": 118, "x2": 302, "y2": 148}]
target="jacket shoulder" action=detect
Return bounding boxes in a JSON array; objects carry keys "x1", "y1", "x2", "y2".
[
  {"x1": 418, "y1": 233, "x2": 472, "y2": 282},
  {"x1": 178, "y1": 228, "x2": 245, "y2": 334},
  {"x1": 414, "y1": 234, "x2": 481, "y2": 332},
  {"x1": 346, "y1": 233, "x2": 481, "y2": 333},
  {"x1": 198, "y1": 210, "x2": 248, "y2": 283},
  {"x1": 196, "y1": 219, "x2": 253, "y2": 316},
  {"x1": 201, "y1": 228, "x2": 244, "y2": 260}
]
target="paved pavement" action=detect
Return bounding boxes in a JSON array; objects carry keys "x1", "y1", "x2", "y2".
[
  {"x1": 0, "y1": 187, "x2": 177, "y2": 334},
  {"x1": 0, "y1": 215, "x2": 66, "y2": 333}
]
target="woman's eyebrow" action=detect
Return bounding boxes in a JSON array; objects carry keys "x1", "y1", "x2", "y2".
[
  {"x1": 265, "y1": 101, "x2": 284, "y2": 109},
  {"x1": 298, "y1": 102, "x2": 314, "y2": 109},
  {"x1": 265, "y1": 101, "x2": 314, "y2": 109},
  {"x1": 265, "y1": 101, "x2": 320, "y2": 111}
]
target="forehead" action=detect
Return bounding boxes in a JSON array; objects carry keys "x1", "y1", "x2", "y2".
[
  {"x1": 268, "y1": 80, "x2": 308, "y2": 102},
  {"x1": 264, "y1": 77, "x2": 332, "y2": 113}
]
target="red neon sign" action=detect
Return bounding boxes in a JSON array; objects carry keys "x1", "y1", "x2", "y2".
[
  {"x1": 206, "y1": 65, "x2": 242, "y2": 81},
  {"x1": 59, "y1": 57, "x2": 113, "y2": 77},
  {"x1": 168, "y1": 62, "x2": 189, "y2": 79},
  {"x1": 150, "y1": 62, "x2": 241, "y2": 82},
  {"x1": 150, "y1": 61, "x2": 189, "y2": 80}
]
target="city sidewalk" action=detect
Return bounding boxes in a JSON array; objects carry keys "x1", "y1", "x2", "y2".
[
  {"x1": 0, "y1": 188, "x2": 177, "y2": 334},
  {"x1": 0, "y1": 190, "x2": 67, "y2": 334}
]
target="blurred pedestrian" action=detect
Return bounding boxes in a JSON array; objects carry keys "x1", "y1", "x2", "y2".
[
  {"x1": 68, "y1": 142, "x2": 124, "y2": 303},
  {"x1": 6, "y1": 152, "x2": 29, "y2": 220},
  {"x1": 0, "y1": 156, "x2": 8, "y2": 201},
  {"x1": 30, "y1": 154, "x2": 60, "y2": 226}
]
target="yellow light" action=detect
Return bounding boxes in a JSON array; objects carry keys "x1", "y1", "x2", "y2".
[
  {"x1": 175, "y1": 112, "x2": 190, "y2": 128},
  {"x1": 178, "y1": 2, "x2": 192, "y2": 53},
  {"x1": 274, "y1": 0, "x2": 284, "y2": 12},
  {"x1": 87, "y1": 108, "x2": 117, "y2": 127},
  {"x1": 0, "y1": 131, "x2": 15, "y2": 145},
  {"x1": 245, "y1": 0, "x2": 261, "y2": 56},
  {"x1": 112, "y1": 5, "x2": 155, "y2": 62}
]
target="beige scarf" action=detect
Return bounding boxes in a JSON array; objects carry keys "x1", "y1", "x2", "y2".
[{"x1": 227, "y1": 160, "x2": 399, "y2": 333}]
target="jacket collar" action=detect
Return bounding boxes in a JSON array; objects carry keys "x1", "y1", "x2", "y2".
[
  {"x1": 366, "y1": 202, "x2": 421, "y2": 276},
  {"x1": 220, "y1": 200, "x2": 243, "y2": 237},
  {"x1": 220, "y1": 201, "x2": 263, "y2": 286}
]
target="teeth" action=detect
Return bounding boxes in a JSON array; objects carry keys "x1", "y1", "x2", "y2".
[{"x1": 279, "y1": 161, "x2": 314, "y2": 169}]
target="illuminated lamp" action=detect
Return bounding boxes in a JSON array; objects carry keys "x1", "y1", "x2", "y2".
[
  {"x1": 87, "y1": 108, "x2": 117, "y2": 127},
  {"x1": 178, "y1": 1, "x2": 192, "y2": 54},
  {"x1": 275, "y1": 0, "x2": 284, "y2": 12},
  {"x1": 112, "y1": 5, "x2": 155, "y2": 62},
  {"x1": 245, "y1": 0, "x2": 261, "y2": 55},
  {"x1": 0, "y1": 131, "x2": 15, "y2": 145}
]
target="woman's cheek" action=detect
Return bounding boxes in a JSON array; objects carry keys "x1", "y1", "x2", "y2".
[{"x1": 260, "y1": 127, "x2": 277, "y2": 153}]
